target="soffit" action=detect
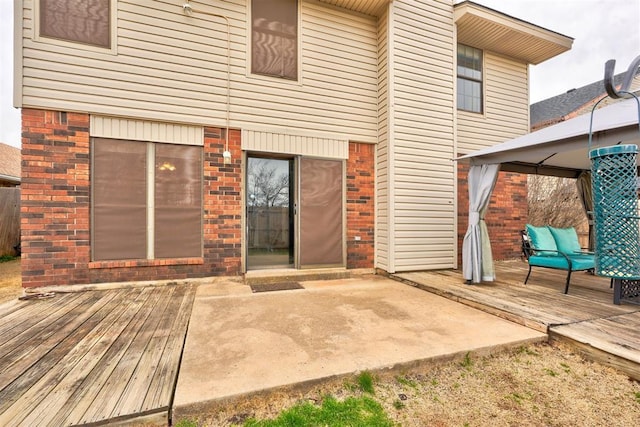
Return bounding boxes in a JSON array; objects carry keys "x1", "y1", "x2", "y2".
[
  {"x1": 317, "y1": 0, "x2": 388, "y2": 16},
  {"x1": 454, "y1": 1, "x2": 573, "y2": 65}
]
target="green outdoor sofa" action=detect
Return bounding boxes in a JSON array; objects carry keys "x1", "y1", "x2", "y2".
[{"x1": 522, "y1": 224, "x2": 595, "y2": 294}]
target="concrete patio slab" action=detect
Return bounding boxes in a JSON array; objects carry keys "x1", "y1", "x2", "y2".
[{"x1": 173, "y1": 275, "x2": 546, "y2": 417}]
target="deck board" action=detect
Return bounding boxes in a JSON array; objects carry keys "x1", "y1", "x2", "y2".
[
  {"x1": 79, "y1": 286, "x2": 173, "y2": 424},
  {"x1": 14, "y1": 289, "x2": 142, "y2": 427},
  {"x1": 395, "y1": 261, "x2": 638, "y2": 331},
  {"x1": 394, "y1": 261, "x2": 640, "y2": 380},
  {"x1": 550, "y1": 312, "x2": 640, "y2": 381},
  {"x1": 110, "y1": 286, "x2": 179, "y2": 418},
  {"x1": 0, "y1": 292, "x2": 95, "y2": 362},
  {"x1": 0, "y1": 289, "x2": 135, "y2": 426},
  {"x1": 0, "y1": 283, "x2": 196, "y2": 426},
  {"x1": 53, "y1": 288, "x2": 157, "y2": 426},
  {"x1": 143, "y1": 284, "x2": 196, "y2": 411}
]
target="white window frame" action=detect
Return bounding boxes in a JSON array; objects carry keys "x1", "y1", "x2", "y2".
[{"x1": 457, "y1": 43, "x2": 483, "y2": 114}]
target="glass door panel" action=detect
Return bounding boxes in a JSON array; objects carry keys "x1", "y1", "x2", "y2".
[{"x1": 247, "y1": 157, "x2": 293, "y2": 269}]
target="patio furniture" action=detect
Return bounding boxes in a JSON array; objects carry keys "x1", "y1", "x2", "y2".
[{"x1": 522, "y1": 225, "x2": 595, "y2": 294}]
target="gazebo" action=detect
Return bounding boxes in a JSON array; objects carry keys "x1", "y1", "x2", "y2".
[{"x1": 457, "y1": 96, "x2": 640, "y2": 285}]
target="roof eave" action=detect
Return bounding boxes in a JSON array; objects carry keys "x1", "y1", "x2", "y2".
[
  {"x1": 317, "y1": 0, "x2": 388, "y2": 16},
  {"x1": 454, "y1": 1, "x2": 573, "y2": 64}
]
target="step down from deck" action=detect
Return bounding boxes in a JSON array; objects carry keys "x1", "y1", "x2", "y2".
[{"x1": 244, "y1": 268, "x2": 355, "y2": 286}]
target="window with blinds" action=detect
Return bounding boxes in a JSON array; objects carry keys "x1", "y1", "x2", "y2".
[
  {"x1": 92, "y1": 139, "x2": 203, "y2": 261},
  {"x1": 40, "y1": 0, "x2": 111, "y2": 48},
  {"x1": 251, "y1": 0, "x2": 298, "y2": 80}
]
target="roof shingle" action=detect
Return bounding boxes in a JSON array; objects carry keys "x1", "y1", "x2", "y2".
[
  {"x1": 0, "y1": 142, "x2": 21, "y2": 180},
  {"x1": 531, "y1": 69, "x2": 640, "y2": 128}
]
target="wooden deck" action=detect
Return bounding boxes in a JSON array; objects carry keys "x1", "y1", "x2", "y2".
[
  {"x1": 0, "y1": 283, "x2": 196, "y2": 427},
  {"x1": 394, "y1": 260, "x2": 640, "y2": 380}
]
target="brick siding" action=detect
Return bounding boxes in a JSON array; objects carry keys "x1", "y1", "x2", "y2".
[
  {"x1": 457, "y1": 163, "x2": 527, "y2": 265},
  {"x1": 21, "y1": 109, "x2": 374, "y2": 287},
  {"x1": 21, "y1": 109, "x2": 91, "y2": 288},
  {"x1": 21, "y1": 109, "x2": 242, "y2": 287},
  {"x1": 346, "y1": 142, "x2": 375, "y2": 268}
]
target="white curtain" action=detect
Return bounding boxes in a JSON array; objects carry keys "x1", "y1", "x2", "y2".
[
  {"x1": 462, "y1": 163, "x2": 500, "y2": 283},
  {"x1": 576, "y1": 171, "x2": 594, "y2": 250}
]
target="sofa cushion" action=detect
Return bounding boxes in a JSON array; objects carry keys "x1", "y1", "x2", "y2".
[
  {"x1": 529, "y1": 254, "x2": 595, "y2": 271},
  {"x1": 548, "y1": 226, "x2": 582, "y2": 254},
  {"x1": 526, "y1": 224, "x2": 557, "y2": 255}
]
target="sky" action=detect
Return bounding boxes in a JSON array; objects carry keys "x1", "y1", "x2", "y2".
[{"x1": 1, "y1": 0, "x2": 639, "y2": 149}]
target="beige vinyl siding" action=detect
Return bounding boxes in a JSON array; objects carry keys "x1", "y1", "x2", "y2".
[
  {"x1": 20, "y1": 0, "x2": 378, "y2": 144},
  {"x1": 457, "y1": 53, "x2": 529, "y2": 153},
  {"x1": 242, "y1": 129, "x2": 348, "y2": 159},
  {"x1": 390, "y1": 0, "x2": 456, "y2": 271},
  {"x1": 90, "y1": 116, "x2": 204, "y2": 145},
  {"x1": 376, "y1": 5, "x2": 389, "y2": 271}
]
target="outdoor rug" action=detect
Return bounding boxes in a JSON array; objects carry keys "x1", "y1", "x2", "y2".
[{"x1": 250, "y1": 282, "x2": 304, "y2": 293}]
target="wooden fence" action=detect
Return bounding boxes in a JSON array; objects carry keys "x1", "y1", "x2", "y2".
[
  {"x1": 247, "y1": 206, "x2": 289, "y2": 250},
  {"x1": 0, "y1": 187, "x2": 20, "y2": 256}
]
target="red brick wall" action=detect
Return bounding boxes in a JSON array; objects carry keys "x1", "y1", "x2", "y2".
[
  {"x1": 21, "y1": 109, "x2": 374, "y2": 287},
  {"x1": 346, "y1": 142, "x2": 375, "y2": 269},
  {"x1": 21, "y1": 109, "x2": 91, "y2": 288},
  {"x1": 21, "y1": 109, "x2": 242, "y2": 288},
  {"x1": 457, "y1": 163, "x2": 527, "y2": 265},
  {"x1": 202, "y1": 127, "x2": 243, "y2": 276}
]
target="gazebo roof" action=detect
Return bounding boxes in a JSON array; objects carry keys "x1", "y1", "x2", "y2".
[{"x1": 457, "y1": 97, "x2": 640, "y2": 177}]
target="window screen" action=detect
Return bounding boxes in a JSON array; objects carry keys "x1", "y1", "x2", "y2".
[
  {"x1": 155, "y1": 144, "x2": 203, "y2": 258},
  {"x1": 40, "y1": 0, "x2": 111, "y2": 48},
  {"x1": 92, "y1": 139, "x2": 203, "y2": 261},
  {"x1": 93, "y1": 139, "x2": 147, "y2": 261},
  {"x1": 299, "y1": 158, "x2": 343, "y2": 267},
  {"x1": 457, "y1": 44, "x2": 483, "y2": 113},
  {"x1": 252, "y1": 0, "x2": 298, "y2": 80}
]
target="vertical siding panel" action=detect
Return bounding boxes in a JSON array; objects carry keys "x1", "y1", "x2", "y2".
[
  {"x1": 242, "y1": 129, "x2": 349, "y2": 159},
  {"x1": 376, "y1": 4, "x2": 389, "y2": 271},
  {"x1": 391, "y1": 0, "x2": 456, "y2": 271},
  {"x1": 89, "y1": 116, "x2": 203, "y2": 145}
]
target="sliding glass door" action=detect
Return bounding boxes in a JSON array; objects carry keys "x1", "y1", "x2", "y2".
[{"x1": 246, "y1": 155, "x2": 344, "y2": 270}]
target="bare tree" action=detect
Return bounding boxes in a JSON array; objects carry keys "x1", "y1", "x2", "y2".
[
  {"x1": 247, "y1": 159, "x2": 289, "y2": 208},
  {"x1": 528, "y1": 175, "x2": 588, "y2": 231}
]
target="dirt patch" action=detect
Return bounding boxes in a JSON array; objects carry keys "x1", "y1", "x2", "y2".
[
  {"x1": 188, "y1": 342, "x2": 640, "y2": 426},
  {"x1": 0, "y1": 258, "x2": 22, "y2": 304}
]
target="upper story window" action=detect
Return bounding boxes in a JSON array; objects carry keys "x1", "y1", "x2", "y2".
[
  {"x1": 457, "y1": 44, "x2": 483, "y2": 113},
  {"x1": 251, "y1": 0, "x2": 298, "y2": 80},
  {"x1": 40, "y1": 0, "x2": 111, "y2": 48}
]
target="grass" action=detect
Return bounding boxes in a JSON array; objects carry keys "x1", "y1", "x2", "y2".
[
  {"x1": 243, "y1": 395, "x2": 395, "y2": 427},
  {"x1": 176, "y1": 344, "x2": 640, "y2": 427},
  {"x1": 356, "y1": 371, "x2": 376, "y2": 394},
  {"x1": 544, "y1": 368, "x2": 559, "y2": 377},
  {"x1": 459, "y1": 352, "x2": 474, "y2": 370},
  {"x1": 392, "y1": 399, "x2": 405, "y2": 410},
  {"x1": 0, "y1": 255, "x2": 17, "y2": 263},
  {"x1": 174, "y1": 419, "x2": 198, "y2": 427},
  {"x1": 394, "y1": 375, "x2": 418, "y2": 389},
  {"x1": 344, "y1": 371, "x2": 376, "y2": 394}
]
